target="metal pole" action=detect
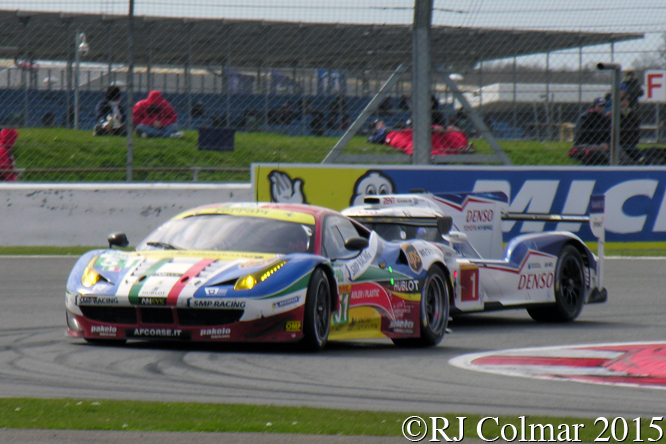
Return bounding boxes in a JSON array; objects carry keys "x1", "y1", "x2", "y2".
[
  {"x1": 74, "y1": 32, "x2": 83, "y2": 130},
  {"x1": 127, "y1": 0, "x2": 135, "y2": 182},
  {"x1": 597, "y1": 62, "x2": 621, "y2": 165},
  {"x1": 412, "y1": 0, "x2": 433, "y2": 165}
]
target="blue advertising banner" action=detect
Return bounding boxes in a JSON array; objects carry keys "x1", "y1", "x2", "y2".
[{"x1": 253, "y1": 164, "x2": 666, "y2": 242}]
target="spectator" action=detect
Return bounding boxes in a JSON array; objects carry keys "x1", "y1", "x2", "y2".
[
  {"x1": 573, "y1": 98, "x2": 611, "y2": 146},
  {"x1": 622, "y1": 71, "x2": 644, "y2": 108},
  {"x1": 431, "y1": 95, "x2": 446, "y2": 126},
  {"x1": 93, "y1": 86, "x2": 127, "y2": 137},
  {"x1": 191, "y1": 101, "x2": 205, "y2": 119},
  {"x1": 619, "y1": 96, "x2": 642, "y2": 164},
  {"x1": 368, "y1": 119, "x2": 389, "y2": 144},
  {"x1": 133, "y1": 90, "x2": 183, "y2": 139},
  {"x1": 0, "y1": 128, "x2": 19, "y2": 182}
]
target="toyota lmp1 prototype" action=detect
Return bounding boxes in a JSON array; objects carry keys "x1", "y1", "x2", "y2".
[
  {"x1": 66, "y1": 202, "x2": 459, "y2": 350},
  {"x1": 342, "y1": 192, "x2": 607, "y2": 322}
]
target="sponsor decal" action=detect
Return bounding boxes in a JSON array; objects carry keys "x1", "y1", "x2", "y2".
[
  {"x1": 127, "y1": 328, "x2": 187, "y2": 338},
  {"x1": 401, "y1": 244, "x2": 423, "y2": 273},
  {"x1": 382, "y1": 197, "x2": 395, "y2": 205},
  {"x1": 90, "y1": 325, "x2": 117, "y2": 337},
  {"x1": 205, "y1": 287, "x2": 228, "y2": 296},
  {"x1": 346, "y1": 317, "x2": 379, "y2": 332},
  {"x1": 389, "y1": 319, "x2": 414, "y2": 333},
  {"x1": 272, "y1": 296, "x2": 300, "y2": 309},
  {"x1": 392, "y1": 280, "x2": 420, "y2": 292},
  {"x1": 351, "y1": 287, "x2": 380, "y2": 300},
  {"x1": 527, "y1": 263, "x2": 541, "y2": 270},
  {"x1": 78, "y1": 296, "x2": 119, "y2": 305},
  {"x1": 343, "y1": 233, "x2": 378, "y2": 281},
  {"x1": 518, "y1": 272, "x2": 554, "y2": 290},
  {"x1": 188, "y1": 299, "x2": 246, "y2": 308},
  {"x1": 200, "y1": 327, "x2": 231, "y2": 338},
  {"x1": 348, "y1": 282, "x2": 395, "y2": 320},
  {"x1": 466, "y1": 209, "x2": 494, "y2": 223},
  {"x1": 151, "y1": 272, "x2": 182, "y2": 277},
  {"x1": 139, "y1": 297, "x2": 167, "y2": 306},
  {"x1": 285, "y1": 320, "x2": 302, "y2": 332},
  {"x1": 450, "y1": 342, "x2": 666, "y2": 389}
]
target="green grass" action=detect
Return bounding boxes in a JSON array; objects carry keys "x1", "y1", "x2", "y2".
[
  {"x1": 11, "y1": 128, "x2": 589, "y2": 182},
  {"x1": 12, "y1": 128, "x2": 403, "y2": 182},
  {"x1": 0, "y1": 398, "x2": 662, "y2": 441}
]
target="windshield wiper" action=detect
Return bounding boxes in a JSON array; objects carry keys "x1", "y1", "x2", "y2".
[{"x1": 146, "y1": 241, "x2": 182, "y2": 250}]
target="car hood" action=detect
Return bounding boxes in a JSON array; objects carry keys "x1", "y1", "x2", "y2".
[{"x1": 69, "y1": 249, "x2": 314, "y2": 304}]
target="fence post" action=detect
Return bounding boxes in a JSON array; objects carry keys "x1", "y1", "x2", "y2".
[
  {"x1": 126, "y1": 0, "x2": 135, "y2": 182},
  {"x1": 412, "y1": 0, "x2": 433, "y2": 165}
]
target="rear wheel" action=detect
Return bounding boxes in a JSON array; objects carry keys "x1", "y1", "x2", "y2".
[
  {"x1": 527, "y1": 245, "x2": 586, "y2": 323},
  {"x1": 393, "y1": 267, "x2": 449, "y2": 347},
  {"x1": 301, "y1": 268, "x2": 331, "y2": 352}
]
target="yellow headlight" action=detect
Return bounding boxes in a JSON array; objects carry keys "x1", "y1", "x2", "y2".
[
  {"x1": 234, "y1": 260, "x2": 286, "y2": 291},
  {"x1": 81, "y1": 256, "x2": 101, "y2": 288}
]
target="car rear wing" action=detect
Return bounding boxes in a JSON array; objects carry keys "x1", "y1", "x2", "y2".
[{"x1": 502, "y1": 195, "x2": 606, "y2": 293}]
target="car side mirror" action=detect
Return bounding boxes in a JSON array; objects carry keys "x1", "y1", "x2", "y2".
[
  {"x1": 447, "y1": 231, "x2": 468, "y2": 244},
  {"x1": 437, "y1": 216, "x2": 453, "y2": 235},
  {"x1": 108, "y1": 232, "x2": 129, "y2": 249},
  {"x1": 344, "y1": 237, "x2": 369, "y2": 251}
]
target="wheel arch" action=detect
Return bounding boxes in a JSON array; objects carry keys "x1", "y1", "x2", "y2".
[
  {"x1": 316, "y1": 264, "x2": 339, "y2": 313},
  {"x1": 428, "y1": 261, "x2": 455, "y2": 307},
  {"x1": 561, "y1": 239, "x2": 592, "y2": 291}
]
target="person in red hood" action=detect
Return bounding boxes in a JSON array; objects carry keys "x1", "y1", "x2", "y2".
[
  {"x1": 133, "y1": 90, "x2": 183, "y2": 139},
  {"x1": 0, "y1": 128, "x2": 18, "y2": 181}
]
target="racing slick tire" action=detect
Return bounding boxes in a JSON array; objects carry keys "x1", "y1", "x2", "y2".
[
  {"x1": 301, "y1": 268, "x2": 332, "y2": 352},
  {"x1": 392, "y1": 266, "x2": 449, "y2": 348},
  {"x1": 527, "y1": 245, "x2": 586, "y2": 323}
]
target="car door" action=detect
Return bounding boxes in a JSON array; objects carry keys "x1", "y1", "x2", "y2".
[{"x1": 322, "y1": 215, "x2": 388, "y2": 338}]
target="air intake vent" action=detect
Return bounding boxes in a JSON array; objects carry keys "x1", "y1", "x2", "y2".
[{"x1": 177, "y1": 309, "x2": 243, "y2": 326}]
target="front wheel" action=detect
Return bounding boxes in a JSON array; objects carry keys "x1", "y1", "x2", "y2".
[
  {"x1": 393, "y1": 266, "x2": 449, "y2": 347},
  {"x1": 301, "y1": 268, "x2": 331, "y2": 352},
  {"x1": 527, "y1": 245, "x2": 586, "y2": 323}
]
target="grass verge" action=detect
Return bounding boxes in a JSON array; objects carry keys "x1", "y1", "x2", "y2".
[{"x1": 0, "y1": 398, "x2": 661, "y2": 442}]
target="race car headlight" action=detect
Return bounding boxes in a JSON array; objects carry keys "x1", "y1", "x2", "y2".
[
  {"x1": 234, "y1": 260, "x2": 287, "y2": 290},
  {"x1": 81, "y1": 256, "x2": 103, "y2": 288}
]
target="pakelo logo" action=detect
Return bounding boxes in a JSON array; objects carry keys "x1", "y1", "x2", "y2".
[
  {"x1": 402, "y1": 244, "x2": 422, "y2": 273},
  {"x1": 466, "y1": 209, "x2": 494, "y2": 223},
  {"x1": 392, "y1": 280, "x2": 420, "y2": 292},
  {"x1": 285, "y1": 321, "x2": 301, "y2": 332},
  {"x1": 200, "y1": 328, "x2": 231, "y2": 338},
  {"x1": 90, "y1": 325, "x2": 117, "y2": 335},
  {"x1": 518, "y1": 273, "x2": 554, "y2": 290}
]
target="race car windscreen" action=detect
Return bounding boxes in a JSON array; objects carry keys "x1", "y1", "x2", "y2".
[{"x1": 136, "y1": 214, "x2": 316, "y2": 254}]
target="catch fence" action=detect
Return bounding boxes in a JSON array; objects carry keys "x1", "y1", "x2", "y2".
[{"x1": 1, "y1": 1, "x2": 665, "y2": 182}]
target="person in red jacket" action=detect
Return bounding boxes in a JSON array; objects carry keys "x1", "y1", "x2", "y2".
[
  {"x1": 133, "y1": 90, "x2": 183, "y2": 139},
  {"x1": 0, "y1": 128, "x2": 18, "y2": 181}
]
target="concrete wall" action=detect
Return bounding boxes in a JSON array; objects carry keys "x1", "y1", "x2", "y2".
[{"x1": 0, "y1": 183, "x2": 252, "y2": 247}]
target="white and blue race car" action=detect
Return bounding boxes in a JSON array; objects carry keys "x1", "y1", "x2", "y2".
[{"x1": 342, "y1": 192, "x2": 607, "y2": 322}]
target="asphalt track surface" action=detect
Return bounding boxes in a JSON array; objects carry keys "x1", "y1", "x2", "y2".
[{"x1": 1, "y1": 256, "x2": 665, "y2": 442}]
